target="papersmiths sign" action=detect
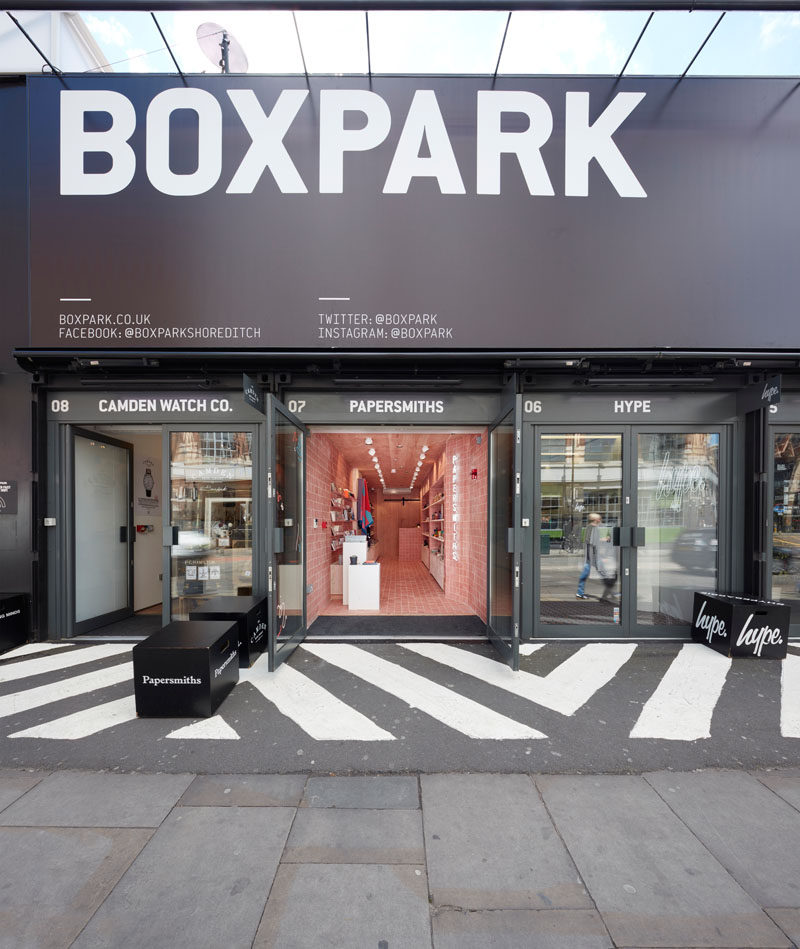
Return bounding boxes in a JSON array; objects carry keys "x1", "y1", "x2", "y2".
[{"x1": 27, "y1": 76, "x2": 800, "y2": 351}]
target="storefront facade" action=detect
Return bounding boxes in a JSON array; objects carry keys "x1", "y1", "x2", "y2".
[{"x1": 3, "y1": 71, "x2": 800, "y2": 669}]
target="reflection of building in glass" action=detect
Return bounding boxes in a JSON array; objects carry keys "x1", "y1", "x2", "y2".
[
  {"x1": 638, "y1": 433, "x2": 719, "y2": 530},
  {"x1": 772, "y1": 433, "x2": 800, "y2": 606}
]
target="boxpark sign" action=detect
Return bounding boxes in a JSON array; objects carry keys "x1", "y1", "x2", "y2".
[{"x1": 27, "y1": 75, "x2": 800, "y2": 350}]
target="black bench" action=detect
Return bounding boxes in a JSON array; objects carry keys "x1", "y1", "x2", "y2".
[
  {"x1": 189, "y1": 596, "x2": 267, "y2": 668},
  {"x1": 0, "y1": 593, "x2": 29, "y2": 656},
  {"x1": 133, "y1": 620, "x2": 239, "y2": 717}
]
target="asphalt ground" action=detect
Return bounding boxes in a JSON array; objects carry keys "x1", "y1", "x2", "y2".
[{"x1": 0, "y1": 639, "x2": 799, "y2": 776}]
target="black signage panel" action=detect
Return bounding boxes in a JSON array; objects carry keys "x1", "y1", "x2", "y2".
[
  {"x1": 285, "y1": 390, "x2": 501, "y2": 424},
  {"x1": 522, "y1": 391, "x2": 738, "y2": 423},
  {"x1": 190, "y1": 596, "x2": 267, "y2": 668},
  {"x1": 28, "y1": 76, "x2": 800, "y2": 351},
  {"x1": 737, "y1": 374, "x2": 782, "y2": 414},
  {"x1": 45, "y1": 390, "x2": 265, "y2": 423},
  {"x1": 0, "y1": 481, "x2": 18, "y2": 515},
  {"x1": 242, "y1": 374, "x2": 265, "y2": 415}
]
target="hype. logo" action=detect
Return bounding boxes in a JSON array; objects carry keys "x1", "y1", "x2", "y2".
[
  {"x1": 736, "y1": 613, "x2": 783, "y2": 657},
  {"x1": 695, "y1": 599, "x2": 727, "y2": 644}
]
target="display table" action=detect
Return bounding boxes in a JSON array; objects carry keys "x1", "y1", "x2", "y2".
[
  {"x1": 691, "y1": 592, "x2": 790, "y2": 659},
  {"x1": 348, "y1": 563, "x2": 381, "y2": 610},
  {"x1": 190, "y1": 596, "x2": 267, "y2": 668},
  {"x1": 0, "y1": 593, "x2": 29, "y2": 656},
  {"x1": 133, "y1": 620, "x2": 239, "y2": 717},
  {"x1": 342, "y1": 535, "x2": 368, "y2": 606}
]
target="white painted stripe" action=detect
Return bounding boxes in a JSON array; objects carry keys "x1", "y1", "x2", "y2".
[
  {"x1": 402, "y1": 642, "x2": 636, "y2": 716},
  {"x1": 241, "y1": 660, "x2": 395, "y2": 741},
  {"x1": 167, "y1": 717, "x2": 240, "y2": 740},
  {"x1": 519, "y1": 643, "x2": 546, "y2": 657},
  {"x1": 304, "y1": 643, "x2": 546, "y2": 740},
  {"x1": 0, "y1": 643, "x2": 130, "y2": 684},
  {"x1": 1, "y1": 643, "x2": 74, "y2": 661},
  {"x1": 8, "y1": 696, "x2": 137, "y2": 740},
  {"x1": 0, "y1": 662, "x2": 133, "y2": 720},
  {"x1": 629, "y1": 644, "x2": 731, "y2": 740},
  {"x1": 781, "y1": 654, "x2": 800, "y2": 738}
]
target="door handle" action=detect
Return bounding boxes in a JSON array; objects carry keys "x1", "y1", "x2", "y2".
[
  {"x1": 119, "y1": 526, "x2": 128, "y2": 543},
  {"x1": 163, "y1": 525, "x2": 180, "y2": 546},
  {"x1": 274, "y1": 527, "x2": 285, "y2": 554},
  {"x1": 631, "y1": 527, "x2": 646, "y2": 547},
  {"x1": 507, "y1": 527, "x2": 514, "y2": 554}
]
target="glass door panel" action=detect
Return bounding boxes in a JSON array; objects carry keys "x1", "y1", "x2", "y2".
[
  {"x1": 74, "y1": 430, "x2": 132, "y2": 633},
  {"x1": 635, "y1": 432, "x2": 720, "y2": 626},
  {"x1": 539, "y1": 433, "x2": 622, "y2": 626},
  {"x1": 488, "y1": 402, "x2": 520, "y2": 669},
  {"x1": 772, "y1": 432, "x2": 800, "y2": 616},
  {"x1": 268, "y1": 400, "x2": 306, "y2": 670},
  {"x1": 167, "y1": 431, "x2": 253, "y2": 620}
]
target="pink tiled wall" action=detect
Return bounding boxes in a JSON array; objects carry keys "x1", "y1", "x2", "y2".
[
  {"x1": 305, "y1": 432, "x2": 355, "y2": 626},
  {"x1": 443, "y1": 431, "x2": 488, "y2": 621},
  {"x1": 398, "y1": 527, "x2": 422, "y2": 561}
]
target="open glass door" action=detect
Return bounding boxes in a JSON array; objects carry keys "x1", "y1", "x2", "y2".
[
  {"x1": 487, "y1": 394, "x2": 522, "y2": 670},
  {"x1": 267, "y1": 396, "x2": 307, "y2": 671},
  {"x1": 73, "y1": 428, "x2": 133, "y2": 634},
  {"x1": 163, "y1": 429, "x2": 255, "y2": 621}
]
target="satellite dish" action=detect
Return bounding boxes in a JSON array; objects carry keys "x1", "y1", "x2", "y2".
[{"x1": 196, "y1": 22, "x2": 249, "y2": 74}]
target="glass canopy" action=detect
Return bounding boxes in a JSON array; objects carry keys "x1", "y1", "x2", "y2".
[{"x1": 5, "y1": 8, "x2": 800, "y2": 76}]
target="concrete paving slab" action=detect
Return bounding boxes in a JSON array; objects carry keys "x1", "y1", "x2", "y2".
[
  {"x1": 0, "y1": 770, "x2": 194, "y2": 827},
  {"x1": 646, "y1": 769, "x2": 800, "y2": 907},
  {"x1": 0, "y1": 770, "x2": 47, "y2": 813},
  {"x1": 282, "y1": 808, "x2": 424, "y2": 864},
  {"x1": 538, "y1": 775, "x2": 790, "y2": 948},
  {"x1": 421, "y1": 773, "x2": 590, "y2": 911},
  {"x1": 179, "y1": 773, "x2": 307, "y2": 807},
  {"x1": 766, "y1": 908, "x2": 800, "y2": 945},
  {"x1": 755, "y1": 772, "x2": 800, "y2": 813},
  {"x1": 73, "y1": 805, "x2": 295, "y2": 949},
  {"x1": 432, "y1": 908, "x2": 613, "y2": 949},
  {"x1": 0, "y1": 825, "x2": 151, "y2": 949},
  {"x1": 303, "y1": 775, "x2": 419, "y2": 808},
  {"x1": 254, "y1": 864, "x2": 432, "y2": 949}
]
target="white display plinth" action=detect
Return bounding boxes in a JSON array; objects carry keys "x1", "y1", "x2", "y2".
[
  {"x1": 342, "y1": 535, "x2": 368, "y2": 606},
  {"x1": 348, "y1": 563, "x2": 381, "y2": 610}
]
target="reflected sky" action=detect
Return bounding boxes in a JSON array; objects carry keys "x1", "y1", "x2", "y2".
[{"x1": 40, "y1": 8, "x2": 800, "y2": 76}]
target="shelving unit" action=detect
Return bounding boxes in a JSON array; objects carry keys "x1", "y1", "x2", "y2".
[
  {"x1": 328, "y1": 486, "x2": 356, "y2": 555},
  {"x1": 421, "y1": 476, "x2": 445, "y2": 589}
]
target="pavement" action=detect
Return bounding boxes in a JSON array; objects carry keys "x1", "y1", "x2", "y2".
[{"x1": 2, "y1": 767, "x2": 800, "y2": 948}]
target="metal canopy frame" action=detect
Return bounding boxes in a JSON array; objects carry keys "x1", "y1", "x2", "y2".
[{"x1": 6, "y1": 0, "x2": 800, "y2": 8}]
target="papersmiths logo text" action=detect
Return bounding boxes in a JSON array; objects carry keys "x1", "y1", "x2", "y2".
[{"x1": 59, "y1": 88, "x2": 647, "y2": 198}]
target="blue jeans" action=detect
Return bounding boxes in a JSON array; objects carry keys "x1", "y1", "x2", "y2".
[{"x1": 577, "y1": 561, "x2": 591, "y2": 596}]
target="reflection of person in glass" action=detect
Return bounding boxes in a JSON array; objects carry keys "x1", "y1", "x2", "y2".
[{"x1": 576, "y1": 513, "x2": 603, "y2": 599}]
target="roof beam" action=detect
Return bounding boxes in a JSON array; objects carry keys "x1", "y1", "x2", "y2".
[{"x1": 6, "y1": 0, "x2": 800, "y2": 12}]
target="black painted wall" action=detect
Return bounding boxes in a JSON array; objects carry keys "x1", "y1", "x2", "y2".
[{"x1": 0, "y1": 78, "x2": 35, "y2": 622}]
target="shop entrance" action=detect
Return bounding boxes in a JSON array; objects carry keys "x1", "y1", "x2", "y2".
[
  {"x1": 303, "y1": 425, "x2": 489, "y2": 641},
  {"x1": 531, "y1": 425, "x2": 728, "y2": 637}
]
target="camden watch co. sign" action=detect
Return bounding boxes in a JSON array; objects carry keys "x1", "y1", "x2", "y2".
[{"x1": 27, "y1": 75, "x2": 800, "y2": 351}]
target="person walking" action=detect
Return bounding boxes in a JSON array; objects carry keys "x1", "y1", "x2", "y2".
[{"x1": 576, "y1": 513, "x2": 602, "y2": 599}]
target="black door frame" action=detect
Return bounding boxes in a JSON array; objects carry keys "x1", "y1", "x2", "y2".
[{"x1": 525, "y1": 422, "x2": 731, "y2": 640}]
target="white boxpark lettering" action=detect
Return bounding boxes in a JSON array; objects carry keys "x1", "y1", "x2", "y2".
[
  {"x1": 59, "y1": 88, "x2": 647, "y2": 198},
  {"x1": 736, "y1": 612, "x2": 783, "y2": 657},
  {"x1": 695, "y1": 599, "x2": 727, "y2": 644}
]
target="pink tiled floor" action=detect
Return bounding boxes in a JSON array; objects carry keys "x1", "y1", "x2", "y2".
[{"x1": 322, "y1": 558, "x2": 478, "y2": 616}]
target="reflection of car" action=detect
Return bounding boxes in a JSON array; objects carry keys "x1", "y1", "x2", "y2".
[
  {"x1": 671, "y1": 529, "x2": 718, "y2": 571},
  {"x1": 173, "y1": 530, "x2": 214, "y2": 558}
]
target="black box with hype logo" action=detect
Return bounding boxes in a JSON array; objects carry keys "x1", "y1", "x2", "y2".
[
  {"x1": 0, "y1": 593, "x2": 28, "y2": 656},
  {"x1": 692, "y1": 592, "x2": 790, "y2": 659},
  {"x1": 132, "y1": 620, "x2": 239, "y2": 717},
  {"x1": 189, "y1": 596, "x2": 267, "y2": 668}
]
